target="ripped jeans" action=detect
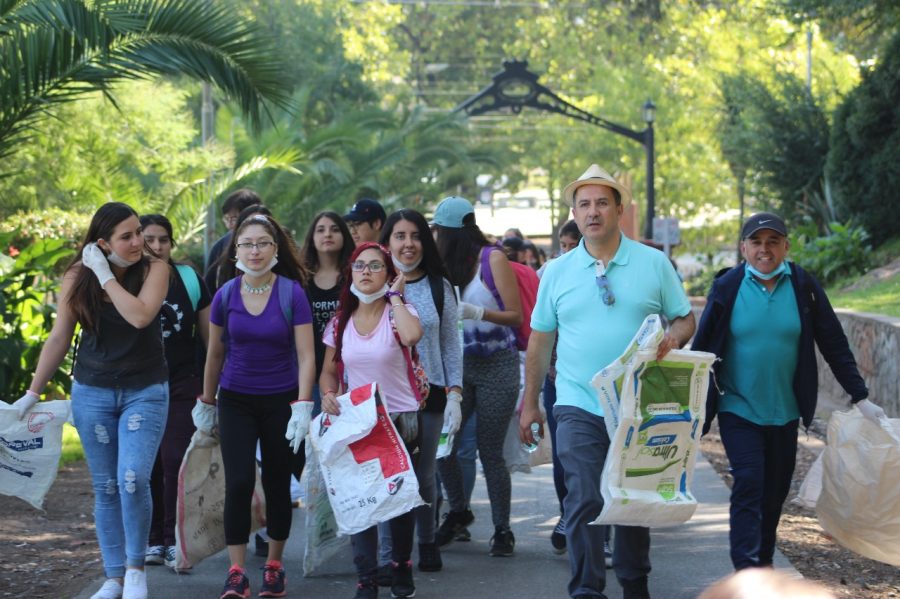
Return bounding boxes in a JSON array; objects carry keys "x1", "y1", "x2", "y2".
[{"x1": 71, "y1": 380, "x2": 168, "y2": 578}]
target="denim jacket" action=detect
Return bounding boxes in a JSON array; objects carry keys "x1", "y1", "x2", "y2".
[{"x1": 692, "y1": 262, "x2": 868, "y2": 434}]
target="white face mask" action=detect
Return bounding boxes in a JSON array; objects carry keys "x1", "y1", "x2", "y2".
[
  {"x1": 350, "y1": 283, "x2": 389, "y2": 304},
  {"x1": 235, "y1": 256, "x2": 278, "y2": 277},
  {"x1": 107, "y1": 250, "x2": 140, "y2": 268},
  {"x1": 392, "y1": 254, "x2": 422, "y2": 274}
]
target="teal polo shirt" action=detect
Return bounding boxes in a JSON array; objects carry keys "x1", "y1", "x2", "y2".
[
  {"x1": 718, "y1": 264, "x2": 801, "y2": 425},
  {"x1": 532, "y1": 234, "x2": 691, "y2": 417}
]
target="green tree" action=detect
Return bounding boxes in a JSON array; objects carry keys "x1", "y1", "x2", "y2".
[
  {"x1": 826, "y1": 32, "x2": 900, "y2": 246},
  {"x1": 0, "y1": 0, "x2": 289, "y2": 161}
]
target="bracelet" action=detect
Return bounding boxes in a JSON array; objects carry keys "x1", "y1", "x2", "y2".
[
  {"x1": 25, "y1": 390, "x2": 39, "y2": 399},
  {"x1": 385, "y1": 291, "x2": 403, "y2": 301}
]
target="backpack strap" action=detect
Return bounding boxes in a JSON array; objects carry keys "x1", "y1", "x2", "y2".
[
  {"x1": 479, "y1": 245, "x2": 505, "y2": 310},
  {"x1": 428, "y1": 274, "x2": 445, "y2": 327},
  {"x1": 276, "y1": 275, "x2": 297, "y2": 364},
  {"x1": 175, "y1": 263, "x2": 200, "y2": 312},
  {"x1": 219, "y1": 277, "x2": 238, "y2": 350}
]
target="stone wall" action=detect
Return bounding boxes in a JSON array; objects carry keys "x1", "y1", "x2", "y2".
[{"x1": 688, "y1": 299, "x2": 899, "y2": 418}]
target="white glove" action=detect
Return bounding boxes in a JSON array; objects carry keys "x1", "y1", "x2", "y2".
[
  {"x1": 12, "y1": 391, "x2": 40, "y2": 420},
  {"x1": 393, "y1": 411, "x2": 419, "y2": 444},
  {"x1": 285, "y1": 401, "x2": 314, "y2": 454},
  {"x1": 81, "y1": 243, "x2": 116, "y2": 288},
  {"x1": 459, "y1": 301, "x2": 484, "y2": 321},
  {"x1": 444, "y1": 390, "x2": 462, "y2": 435},
  {"x1": 856, "y1": 399, "x2": 886, "y2": 422},
  {"x1": 191, "y1": 398, "x2": 216, "y2": 434}
]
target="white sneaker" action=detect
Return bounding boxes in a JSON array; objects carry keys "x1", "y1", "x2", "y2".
[
  {"x1": 122, "y1": 569, "x2": 147, "y2": 599},
  {"x1": 90, "y1": 579, "x2": 123, "y2": 599}
]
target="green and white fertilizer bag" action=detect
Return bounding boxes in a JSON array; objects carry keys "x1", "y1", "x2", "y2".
[{"x1": 591, "y1": 315, "x2": 715, "y2": 527}]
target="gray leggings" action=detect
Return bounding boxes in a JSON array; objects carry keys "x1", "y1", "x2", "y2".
[{"x1": 436, "y1": 348, "x2": 519, "y2": 527}]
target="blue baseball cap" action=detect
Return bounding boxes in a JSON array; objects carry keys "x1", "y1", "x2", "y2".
[
  {"x1": 344, "y1": 198, "x2": 386, "y2": 224},
  {"x1": 431, "y1": 196, "x2": 474, "y2": 228}
]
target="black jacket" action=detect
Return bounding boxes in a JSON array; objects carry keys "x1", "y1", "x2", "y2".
[{"x1": 692, "y1": 262, "x2": 868, "y2": 434}]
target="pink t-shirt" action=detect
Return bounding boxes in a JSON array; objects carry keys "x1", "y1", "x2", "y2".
[{"x1": 323, "y1": 303, "x2": 420, "y2": 413}]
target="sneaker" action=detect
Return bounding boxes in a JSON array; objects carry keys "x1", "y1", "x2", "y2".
[
  {"x1": 354, "y1": 581, "x2": 378, "y2": 599},
  {"x1": 259, "y1": 560, "x2": 286, "y2": 598},
  {"x1": 454, "y1": 527, "x2": 471, "y2": 542},
  {"x1": 489, "y1": 525, "x2": 515, "y2": 557},
  {"x1": 164, "y1": 546, "x2": 177, "y2": 569},
  {"x1": 375, "y1": 563, "x2": 393, "y2": 587},
  {"x1": 390, "y1": 560, "x2": 415, "y2": 598},
  {"x1": 604, "y1": 541, "x2": 613, "y2": 568},
  {"x1": 619, "y1": 575, "x2": 650, "y2": 599},
  {"x1": 434, "y1": 508, "x2": 475, "y2": 547},
  {"x1": 90, "y1": 579, "x2": 123, "y2": 599},
  {"x1": 550, "y1": 517, "x2": 566, "y2": 554},
  {"x1": 122, "y1": 569, "x2": 147, "y2": 599},
  {"x1": 254, "y1": 532, "x2": 269, "y2": 558},
  {"x1": 220, "y1": 566, "x2": 250, "y2": 599},
  {"x1": 417, "y1": 542, "x2": 442, "y2": 572},
  {"x1": 144, "y1": 545, "x2": 165, "y2": 566}
]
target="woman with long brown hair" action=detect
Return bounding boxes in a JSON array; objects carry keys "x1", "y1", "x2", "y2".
[{"x1": 14, "y1": 202, "x2": 170, "y2": 599}]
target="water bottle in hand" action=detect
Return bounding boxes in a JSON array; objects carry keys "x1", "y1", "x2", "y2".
[{"x1": 523, "y1": 422, "x2": 541, "y2": 453}]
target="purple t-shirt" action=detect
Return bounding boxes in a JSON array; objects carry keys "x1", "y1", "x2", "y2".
[{"x1": 210, "y1": 276, "x2": 313, "y2": 394}]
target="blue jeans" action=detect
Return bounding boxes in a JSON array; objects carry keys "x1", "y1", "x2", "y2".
[
  {"x1": 72, "y1": 380, "x2": 169, "y2": 578},
  {"x1": 555, "y1": 405, "x2": 650, "y2": 598},
  {"x1": 718, "y1": 411, "x2": 799, "y2": 570}
]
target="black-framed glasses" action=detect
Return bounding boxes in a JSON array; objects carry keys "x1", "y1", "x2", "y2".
[
  {"x1": 236, "y1": 241, "x2": 275, "y2": 251},
  {"x1": 596, "y1": 273, "x2": 615, "y2": 306},
  {"x1": 351, "y1": 260, "x2": 386, "y2": 273}
]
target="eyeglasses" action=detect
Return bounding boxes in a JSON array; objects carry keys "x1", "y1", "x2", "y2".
[
  {"x1": 351, "y1": 260, "x2": 386, "y2": 273},
  {"x1": 223, "y1": 215, "x2": 239, "y2": 225},
  {"x1": 236, "y1": 241, "x2": 275, "y2": 251},
  {"x1": 595, "y1": 266, "x2": 615, "y2": 306}
]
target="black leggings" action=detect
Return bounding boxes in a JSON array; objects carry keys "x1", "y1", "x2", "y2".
[{"x1": 218, "y1": 387, "x2": 296, "y2": 545}]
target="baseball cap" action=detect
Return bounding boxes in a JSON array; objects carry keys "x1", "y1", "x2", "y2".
[
  {"x1": 344, "y1": 198, "x2": 386, "y2": 224},
  {"x1": 741, "y1": 212, "x2": 788, "y2": 239},
  {"x1": 431, "y1": 196, "x2": 474, "y2": 228}
]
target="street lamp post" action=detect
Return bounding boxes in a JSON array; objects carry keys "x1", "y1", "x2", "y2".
[{"x1": 456, "y1": 60, "x2": 658, "y2": 239}]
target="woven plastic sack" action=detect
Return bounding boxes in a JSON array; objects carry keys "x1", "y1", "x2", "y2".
[
  {"x1": 309, "y1": 383, "x2": 424, "y2": 536},
  {"x1": 174, "y1": 429, "x2": 266, "y2": 570},
  {"x1": 303, "y1": 440, "x2": 349, "y2": 576},
  {"x1": 0, "y1": 400, "x2": 71, "y2": 509},
  {"x1": 816, "y1": 408, "x2": 900, "y2": 566},
  {"x1": 792, "y1": 451, "x2": 824, "y2": 509}
]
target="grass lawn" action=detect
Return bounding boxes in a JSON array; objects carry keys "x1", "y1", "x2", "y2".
[
  {"x1": 60, "y1": 422, "x2": 84, "y2": 465},
  {"x1": 829, "y1": 275, "x2": 900, "y2": 317}
]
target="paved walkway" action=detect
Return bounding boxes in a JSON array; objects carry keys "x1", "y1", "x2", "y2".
[{"x1": 74, "y1": 455, "x2": 795, "y2": 599}]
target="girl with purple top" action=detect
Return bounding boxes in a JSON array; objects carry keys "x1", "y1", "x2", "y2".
[
  {"x1": 192, "y1": 214, "x2": 316, "y2": 599},
  {"x1": 319, "y1": 242, "x2": 424, "y2": 599}
]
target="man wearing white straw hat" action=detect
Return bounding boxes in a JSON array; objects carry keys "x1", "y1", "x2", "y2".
[{"x1": 519, "y1": 164, "x2": 695, "y2": 599}]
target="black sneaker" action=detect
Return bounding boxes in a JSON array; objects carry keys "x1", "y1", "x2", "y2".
[
  {"x1": 619, "y1": 576, "x2": 650, "y2": 599},
  {"x1": 390, "y1": 560, "x2": 415, "y2": 598},
  {"x1": 604, "y1": 540, "x2": 613, "y2": 568},
  {"x1": 375, "y1": 564, "x2": 393, "y2": 587},
  {"x1": 454, "y1": 527, "x2": 471, "y2": 542},
  {"x1": 489, "y1": 525, "x2": 515, "y2": 557},
  {"x1": 550, "y1": 517, "x2": 566, "y2": 554},
  {"x1": 434, "y1": 508, "x2": 475, "y2": 547},
  {"x1": 254, "y1": 532, "x2": 269, "y2": 558},
  {"x1": 354, "y1": 580, "x2": 378, "y2": 599},
  {"x1": 219, "y1": 566, "x2": 250, "y2": 599},
  {"x1": 417, "y1": 542, "x2": 442, "y2": 572}
]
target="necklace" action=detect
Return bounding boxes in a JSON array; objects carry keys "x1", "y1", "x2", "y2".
[{"x1": 242, "y1": 274, "x2": 273, "y2": 295}]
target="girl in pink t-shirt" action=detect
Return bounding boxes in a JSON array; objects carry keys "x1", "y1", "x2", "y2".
[{"x1": 320, "y1": 242, "x2": 423, "y2": 599}]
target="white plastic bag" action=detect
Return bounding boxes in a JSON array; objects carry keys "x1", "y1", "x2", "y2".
[
  {"x1": 591, "y1": 315, "x2": 714, "y2": 528},
  {"x1": 174, "y1": 429, "x2": 266, "y2": 570},
  {"x1": 816, "y1": 409, "x2": 900, "y2": 566},
  {"x1": 792, "y1": 451, "x2": 824, "y2": 509},
  {"x1": 303, "y1": 440, "x2": 349, "y2": 576},
  {"x1": 309, "y1": 383, "x2": 424, "y2": 536},
  {"x1": 0, "y1": 400, "x2": 71, "y2": 509}
]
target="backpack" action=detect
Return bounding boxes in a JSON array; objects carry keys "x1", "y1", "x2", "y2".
[
  {"x1": 480, "y1": 246, "x2": 539, "y2": 351},
  {"x1": 219, "y1": 275, "x2": 296, "y2": 361},
  {"x1": 175, "y1": 264, "x2": 201, "y2": 312}
]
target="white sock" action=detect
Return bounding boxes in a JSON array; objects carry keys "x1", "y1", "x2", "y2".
[
  {"x1": 90, "y1": 579, "x2": 123, "y2": 599},
  {"x1": 122, "y1": 569, "x2": 147, "y2": 599}
]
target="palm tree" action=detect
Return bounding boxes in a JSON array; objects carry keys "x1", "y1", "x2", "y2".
[{"x1": 0, "y1": 0, "x2": 290, "y2": 161}]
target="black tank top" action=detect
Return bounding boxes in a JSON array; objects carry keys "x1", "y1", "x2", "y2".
[{"x1": 73, "y1": 301, "x2": 167, "y2": 387}]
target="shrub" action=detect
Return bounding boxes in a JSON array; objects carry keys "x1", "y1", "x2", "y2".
[{"x1": 791, "y1": 222, "x2": 871, "y2": 286}]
